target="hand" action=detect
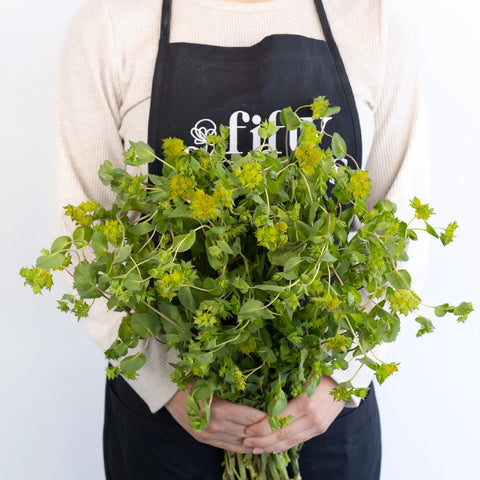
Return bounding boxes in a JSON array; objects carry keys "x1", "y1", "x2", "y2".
[
  {"x1": 165, "y1": 383, "x2": 268, "y2": 453},
  {"x1": 242, "y1": 376, "x2": 345, "y2": 454}
]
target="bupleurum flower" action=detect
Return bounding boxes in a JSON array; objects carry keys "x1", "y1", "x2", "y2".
[
  {"x1": 311, "y1": 95, "x2": 330, "y2": 119},
  {"x1": 234, "y1": 161, "x2": 263, "y2": 190},
  {"x1": 162, "y1": 137, "x2": 186, "y2": 159},
  {"x1": 191, "y1": 189, "x2": 219, "y2": 220},
  {"x1": 194, "y1": 310, "x2": 217, "y2": 329},
  {"x1": 256, "y1": 221, "x2": 288, "y2": 251},
  {"x1": 440, "y1": 221, "x2": 458, "y2": 246},
  {"x1": 295, "y1": 142, "x2": 324, "y2": 176},
  {"x1": 64, "y1": 205, "x2": 93, "y2": 227},
  {"x1": 213, "y1": 183, "x2": 234, "y2": 209},
  {"x1": 348, "y1": 170, "x2": 371, "y2": 200},
  {"x1": 300, "y1": 123, "x2": 322, "y2": 145},
  {"x1": 410, "y1": 196, "x2": 435, "y2": 220},
  {"x1": 168, "y1": 173, "x2": 196, "y2": 201},
  {"x1": 324, "y1": 333, "x2": 353, "y2": 353},
  {"x1": 388, "y1": 289, "x2": 420, "y2": 315},
  {"x1": 78, "y1": 201, "x2": 100, "y2": 213},
  {"x1": 100, "y1": 219, "x2": 124, "y2": 246},
  {"x1": 155, "y1": 270, "x2": 183, "y2": 299},
  {"x1": 375, "y1": 362, "x2": 399, "y2": 384}
]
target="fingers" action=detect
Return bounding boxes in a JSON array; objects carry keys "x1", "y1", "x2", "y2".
[
  {"x1": 212, "y1": 397, "x2": 267, "y2": 427},
  {"x1": 242, "y1": 377, "x2": 346, "y2": 454},
  {"x1": 243, "y1": 415, "x2": 316, "y2": 454},
  {"x1": 166, "y1": 389, "x2": 268, "y2": 453},
  {"x1": 244, "y1": 394, "x2": 305, "y2": 437}
]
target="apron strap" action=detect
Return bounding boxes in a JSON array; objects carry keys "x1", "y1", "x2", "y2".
[
  {"x1": 148, "y1": 0, "x2": 173, "y2": 149},
  {"x1": 314, "y1": 0, "x2": 362, "y2": 165}
]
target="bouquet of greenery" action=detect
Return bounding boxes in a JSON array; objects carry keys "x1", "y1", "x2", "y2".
[{"x1": 21, "y1": 96, "x2": 472, "y2": 479}]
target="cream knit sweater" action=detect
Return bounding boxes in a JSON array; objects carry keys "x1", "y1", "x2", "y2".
[{"x1": 55, "y1": 0, "x2": 429, "y2": 412}]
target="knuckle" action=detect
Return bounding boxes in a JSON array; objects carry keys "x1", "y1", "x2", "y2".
[{"x1": 311, "y1": 413, "x2": 327, "y2": 432}]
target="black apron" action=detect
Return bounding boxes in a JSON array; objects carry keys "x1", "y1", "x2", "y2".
[{"x1": 104, "y1": 1, "x2": 381, "y2": 479}]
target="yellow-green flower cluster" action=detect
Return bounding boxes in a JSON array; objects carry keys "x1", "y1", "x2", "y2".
[
  {"x1": 99, "y1": 219, "x2": 124, "y2": 246},
  {"x1": 256, "y1": 221, "x2": 288, "y2": 251},
  {"x1": 325, "y1": 333, "x2": 353, "y2": 353},
  {"x1": 220, "y1": 358, "x2": 247, "y2": 392},
  {"x1": 64, "y1": 201, "x2": 100, "y2": 227},
  {"x1": 168, "y1": 173, "x2": 196, "y2": 201},
  {"x1": 410, "y1": 196, "x2": 434, "y2": 220},
  {"x1": 375, "y1": 362, "x2": 399, "y2": 384},
  {"x1": 234, "y1": 161, "x2": 263, "y2": 190},
  {"x1": 295, "y1": 142, "x2": 325, "y2": 176},
  {"x1": 311, "y1": 95, "x2": 330, "y2": 119},
  {"x1": 162, "y1": 137, "x2": 186, "y2": 159},
  {"x1": 314, "y1": 291, "x2": 341, "y2": 309},
  {"x1": 19, "y1": 266, "x2": 53, "y2": 294},
  {"x1": 191, "y1": 189, "x2": 219, "y2": 220},
  {"x1": 301, "y1": 123, "x2": 322, "y2": 145},
  {"x1": 440, "y1": 221, "x2": 458, "y2": 246},
  {"x1": 238, "y1": 334, "x2": 256, "y2": 355},
  {"x1": 120, "y1": 175, "x2": 146, "y2": 199},
  {"x1": 348, "y1": 170, "x2": 371, "y2": 200},
  {"x1": 213, "y1": 183, "x2": 233, "y2": 209},
  {"x1": 155, "y1": 270, "x2": 183, "y2": 299},
  {"x1": 194, "y1": 309, "x2": 217, "y2": 329},
  {"x1": 388, "y1": 289, "x2": 420, "y2": 315}
]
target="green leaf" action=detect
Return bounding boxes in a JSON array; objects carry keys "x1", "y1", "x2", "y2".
[
  {"x1": 232, "y1": 277, "x2": 250, "y2": 294},
  {"x1": 98, "y1": 274, "x2": 111, "y2": 290},
  {"x1": 130, "y1": 222, "x2": 154, "y2": 236},
  {"x1": 178, "y1": 287, "x2": 197, "y2": 310},
  {"x1": 267, "y1": 388, "x2": 288, "y2": 417},
  {"x1": 279, "y1": 107, "x2": 301, "y2": 130},
  {"x1": 172, "y1": 230, "x2": 196, "y2": 253},
  {"x1": 319, "y1": 248, "x2": 338, "y2": 263},
  {"x1": 332, "y1": 132, "x2": 347, "y2": 159},
  {"x1": 131, "y1": 312, "x2": 161, "y2": 338},
  {"x1": 124, "y1": 272, "x2": 145, "y2": 293},
  {"x1": 73, "y1": 263, "x2": 101, "y2": 298},
  {"x1": 306, "y1": 376, "x2": 321, "y2": 397},
  {"x1": 325, "y1": 106, "x2": 341, "y2": 117},
  {"x1": 385, "y1": 270, "x2": 411, "y2": 290},
  {"x1": 434, "y1": 303, "x2": 454, "y2": 317},
  {"x1": 425, "y1": 222, "x2": 439, "y2": 239},
  {"x1": 258, "y1": 120, "x2": 280, "y2": 140},
  {"x1": 238, "y1": 299, "x2": 265, "y2": 319},
  {"x1": 113, "y1": 245, "x2": 132, "y2": 264},
  {"x1": 414, "y1": 316, "x2": 435, "y2": 337},
  {"x1": 51, "y1": 236, "x2": 72, "y2": 253},
  {"x1": 36, "y1": 252, "x2": 66, "y2": 270},
  {"x1": 120, "y1": 352, "x2": 147, "y2": 373},
  {"x1": 92, "y1": 231, "x2": 109, "y2": 257},
  {"x1": 124, "y1": 141, "x2": 156, "y2": 165},
  {"x1": 73, "y1": 226, "x2": 93, "y2": 248},
  {"x1": 217, "y1": 240, "x2": 233, "y2": 255},
  {"x1": 255, "y1": 284, "x2": 285, "y2": 293},
  {"x1": 98, "y1": 160, "x2": 114, "y2": 185}
]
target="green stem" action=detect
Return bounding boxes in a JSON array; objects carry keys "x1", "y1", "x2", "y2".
[
  {"x1": 289, "y1": 445, "x2": 302, "y2": 479},
  {"x1": 237, "y1": 453, "x2": 247, "y2": 480},
  {"x1": 223, "y1": 451, "x2": 235, "y2": 480},
  {"x1": 267, "y1": 454, "x2": 282, "y2": 480}
]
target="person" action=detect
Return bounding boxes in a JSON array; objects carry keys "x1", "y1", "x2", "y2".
[{"x1": 55, "y1": 0, "x2": 429, "y2": 478}]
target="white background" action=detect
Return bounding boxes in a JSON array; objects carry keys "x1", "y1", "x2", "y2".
[{"x1": 1, "y1": 1, "x2": 479, "y2": 479}]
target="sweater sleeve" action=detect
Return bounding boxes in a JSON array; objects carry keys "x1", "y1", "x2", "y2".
[
  {"x1": 329, "y1": 0, "x2": 430, "y2": 404},
  {"x1": 55, "y1": 0, "x2": 179, "y2": 413}
]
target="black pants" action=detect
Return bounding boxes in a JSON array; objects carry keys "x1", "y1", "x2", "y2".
[{"x1": 104, "y1": 377, "x2": 381, "y2": 480}]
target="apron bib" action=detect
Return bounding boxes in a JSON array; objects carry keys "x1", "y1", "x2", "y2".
[{"x1": 148, "y1": 0, "x2": 362, "y2": 170}]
